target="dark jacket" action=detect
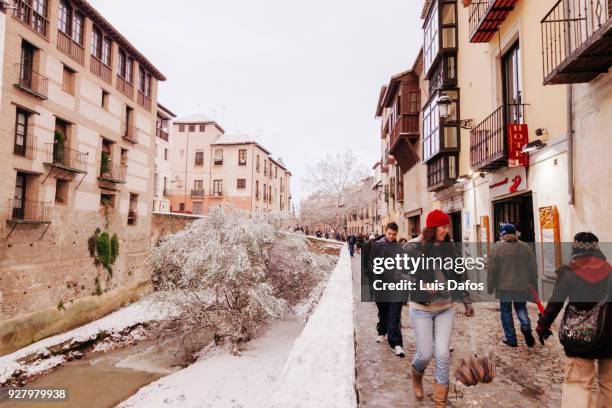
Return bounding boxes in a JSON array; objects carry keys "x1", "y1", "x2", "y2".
[
  {"x1": 487, "y1": 234, "x2": 538, "y2": 298},
  {"x1": 404, "y1": 239, "x2": 470, "y2": 305},
  {"x1": 538, "y1": 252, "x2": 612, "y2": 359},
  {"x1": 367, "y1": 237, "x2": 408, "y2": 302}
]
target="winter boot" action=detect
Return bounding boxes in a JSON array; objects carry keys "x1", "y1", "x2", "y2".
[
  {"x1": 432, "y1": 382, "x2": 449, "y2": 408},
  {"x1": 410, "y1": 366, "x2": 424, "y2": 399},
  {"x1": 522, "y1": 329, "x2": 536, "y2": 347}
]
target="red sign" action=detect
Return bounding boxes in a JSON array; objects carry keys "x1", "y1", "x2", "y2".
[{"x1": 508, "y1": 124, "x2": 529, "y2": 167}]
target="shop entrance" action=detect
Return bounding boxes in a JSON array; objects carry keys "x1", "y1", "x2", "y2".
[
  {"x1": 449, "y1": 211, "x2": 462, "y2": 243},
  {"x1": 493, "y1": 193, "x2": 535, "y2": 242}
]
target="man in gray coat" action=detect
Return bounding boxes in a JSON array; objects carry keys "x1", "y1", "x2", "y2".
[{"x1": 487, "y1": 224, "x2": 538, "y2": 347}]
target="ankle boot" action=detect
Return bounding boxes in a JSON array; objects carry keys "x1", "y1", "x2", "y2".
[
  {"x1": 432, "y1": 382, "x2": 449, "y2": 408},
  {"x1": 410, "y1": 366, "x2": 424, "y2": 399},
  {"x1": 522, "y1": 329, "x2": 536, "y2": 347}
]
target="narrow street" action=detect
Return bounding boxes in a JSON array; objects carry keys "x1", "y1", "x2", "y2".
[{"x1": 352, "y1": 255, "x2": 565, "y2": 407}]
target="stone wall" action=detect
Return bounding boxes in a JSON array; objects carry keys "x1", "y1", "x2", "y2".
[{"x1": 150, "y1": 212, "x2": 203, "y2": 245}]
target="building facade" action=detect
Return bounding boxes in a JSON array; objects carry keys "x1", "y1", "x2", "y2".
[
  {"x1": 0, "y1": 0, "x2": 165, "y2": 354},
  {"x1": 169, "y1": 115, "x2": 292, "y2": 215},
  {"x1": 153, "y1": 103, "x2": 174, "y2": 212}
]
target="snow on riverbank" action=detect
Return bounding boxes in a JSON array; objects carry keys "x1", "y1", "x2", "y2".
[
  {"x1": 0, "y1": 293, "x2": 180, "y2": 384},
  {"x1": 271, "y1": 246, "x2": 356, "y2": 408}
]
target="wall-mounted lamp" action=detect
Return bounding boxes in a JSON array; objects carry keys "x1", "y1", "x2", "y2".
[
  {"x1": 522, "y1": 140, "x2": 547, "y2": 153},
  {"x1": 437, "y1": 93, "x2": 475, "y2": 130}
]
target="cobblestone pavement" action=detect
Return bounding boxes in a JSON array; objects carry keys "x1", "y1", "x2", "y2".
[{"x1": 352, "y1": 256, "x2": 565, "y2": 408}]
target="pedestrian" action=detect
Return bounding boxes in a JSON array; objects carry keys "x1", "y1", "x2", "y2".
[
  {"x1": 487, "y1": 223, "x2": 538, "y2": 348},
  {"x1": 536, "y1": 232, "x2": 612, "y2": 408},
  {"x1": 348, "y1": 234, "x2": 357, "y2": 257},
  {"x1": 405, "y1": 209, "x2": 475, "y2": 407},
  {"x1": 367, "y1": 222, "x2": 407, "y2": 358},
  {"x1": 356, "y1": 234, "x2": 365, "y2": 254},
  {"x1": 335, "y1": 232, "x2": 341, "y2": 241}
]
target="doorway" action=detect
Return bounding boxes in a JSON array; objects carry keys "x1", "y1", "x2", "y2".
[
  {"x1": 449, "y1": 211, "x2": 462, "y2": 243},
  {"x1": 493, "y1": 193, "x2": 535, "y2": 242}
]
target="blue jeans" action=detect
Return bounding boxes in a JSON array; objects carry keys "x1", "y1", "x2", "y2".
[
  {"x1": 409, "y1": 306, "x2": 455, "y2": 385},
  {"x1": 500, "y1": 301, "x2": 532, "y2": 344}
]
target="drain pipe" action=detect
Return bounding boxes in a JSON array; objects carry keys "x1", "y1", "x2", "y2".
[{"x1": 567, "y1": 84, "x2": 574, "y2": 206}]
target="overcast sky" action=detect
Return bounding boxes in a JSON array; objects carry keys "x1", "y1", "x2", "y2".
[{"x1": 89, "y1": 0, "x2": 423, "y2": 206}]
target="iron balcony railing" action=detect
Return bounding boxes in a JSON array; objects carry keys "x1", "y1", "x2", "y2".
[
  {"x1": 13, "y1": 0, "x2": 49, "y2": 37},
  {"x1": 8, "y1": 199, "x2": 52, "y2": 224},
  {"x1": 469, "y1": 0, "x2": 518, "y2": 43},
  {"x1": 541, "y1": 0, "x2": 611, "y2": 83},
  {"x1": 14, "y1": 134, "x2": 37, "y2": 159},
  {"x1": 99, "y1": 163, "x2": 127, "y2": 183},
  {"x1": 44, "y1": 143, "x2": 88, "y2": 173},
  {"x1": 123, "y1": 123, "x2": 139, "y2": 143},
  {"x1": 191, "y1": 189, "x2": 205, "y2": 198},
  {"x1": 15, "y1": 63, "x2": 48, "y2": 99},
  {"x1": 470, "y1": 104, "x2": 527, "y2": 170}
]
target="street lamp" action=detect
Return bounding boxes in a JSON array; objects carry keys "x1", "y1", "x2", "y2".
[{"x1": 437, "y1": 93, "x2": 475, "y2": 130}]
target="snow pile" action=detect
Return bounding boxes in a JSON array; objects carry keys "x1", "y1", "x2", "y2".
[
  {"x1": 0, "y1": 293, "x2": 180, "y2": 384},
  {"x1": 271, "y1": 246, "x2": 357, "y2": 408}
]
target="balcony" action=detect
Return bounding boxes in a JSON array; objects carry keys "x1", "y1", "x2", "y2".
[
  {"x1": 13, "y1": 0, "x2": 49, "y2": 38},
  {"x1": 14, "y1": 63, "x2": 48, "y2": 99},
  {"x1": 137, "y1": 91, "x2": 152, "y2": 112},
  {"x1": 8, "y1": 199, "x2": 51, "y2": 224},
  {"x1": 99, "y1": 163, "x2": 127, "y2": 184},
  {"x1": 123, "y1": 123, "x2": 139, "y2": 144},
  {"x1": 57, "y1": 31, "x2": 84, "y2": 65},
  {"x1": 90, "y1": 56, "x2": 112, "y2": 84},
  {"x1": 117, "y1": 75, "x2": 134, "y2": 99},
  {"x1": 542, "y1": 0, "x2": 612, "y2": 85},
  {"x1": 44, "y1": 144, "x2": 88, "y2": 173},
  {"x1": 14, "y1": 134, "x2": 37, "y2": 160},
  {"x1": 191, "y1": 189, "x2": 205, "y2": 198},
  {"x1": 469, "y1": 0, "x2": 519, "y2": 43},
  {"x1": 389, "y1": 113, "x2": 420, "y2": 173},
  {"x1": 470, "y1": 104, "x2": 527, "y2": 171},
  {"x1": 156, "y1": 127, "x2": 169, "y2": 141}
]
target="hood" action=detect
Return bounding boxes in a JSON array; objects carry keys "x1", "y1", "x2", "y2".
[
  {"x1": 569, "y1": 256, "x2": 612, "y2": 284},
  {"x1": 501, "y1": 234, "x2": 518, "y2": 242}
]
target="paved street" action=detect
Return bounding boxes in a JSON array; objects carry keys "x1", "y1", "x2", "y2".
[{"x1": 352, "y1": 255, "x2": 565, "y2": 407}]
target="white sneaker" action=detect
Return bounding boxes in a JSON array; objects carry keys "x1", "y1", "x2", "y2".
[
  {"x1": 394, "y1": 345, "x2": 406, "y2": 357},
  {"x1": 376, "y1": 335, "x2": 385, "y2": 343}
]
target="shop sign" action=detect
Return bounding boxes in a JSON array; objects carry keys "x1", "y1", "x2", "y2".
[
  {"x1": 489, "y1": 167, "x2": 527, "y2": 198},
  {"x1": 508, "y1": 124, "x2": 529, "y2": 167}
]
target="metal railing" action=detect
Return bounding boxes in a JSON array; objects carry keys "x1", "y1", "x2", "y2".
[
  {"x1": 14, "y1": 134, "x2": 37, "y2": 159},
  {"x1": 541, "y1": 0, "x2": 611, "y2": 81},
  {"x1": 57, "y1": 31, "x2": 84, "y2": 64},
  {"x1": 44, "y1": 143, "x2": 88, "y2": 173},
  {"x1": 90, "y1": 55, "x2": 112, "y2": 83},
  {"x1": 99, "y1": 163, "x2": 127, "y2": 183},
  {"x1": 191, "y1": 189, "x2": 205, "y2": 198},
  {"x1": 8, "y1": 199, "x2": 51, "y2": 223},
  {"x1": 123, "y1": 123, "x2": 139, "y2": 143},
  {"x1": 468, "y1": 1, "x2": 493, "y2": 39},
  {"x1": 15, "y1": 63, "x2": 48, "y2": 98},
  {"x1": 470, "y1": 104, "x2": 527, "y2": 170},
  {"x1": 13, "y1": 0, "x2": 49, "y2": 37}
]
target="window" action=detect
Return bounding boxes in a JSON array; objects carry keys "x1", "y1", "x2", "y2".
[
  {"x1": 164, "y1": 148, "x2": 169, "y2": 161},
  {"x1": 62, "y1": 65, "x2": 75, "y2": 94},
  {"x1": 199, "y1": 124, "x2": 206, "y2": 132},
  {"x1": 423, "y1": 1, "x2": 439, "y2": 75},
  {"x1": 72, "y1": 12, "x2": 84, "y2": 45},
  {"x1": 128, "y1": 193, "x2": 138, "y2": 225},
  {"x1": 264, "y1": 160, "x2": 268, "y2": 175},
  {"x1": 100, "y1": 193, "x2": 115, "y2": 208},
  {"x1": 101, "y1": 89, "x2": 109, "y2": 109},
  {"x1": 118, "y1": 49, "x2": 133, "y2": 82},
  {"x1": 58, "y1": 0, "x2": 71, "y2": 35},
  {"x1": 423, "y1": 96, "x2": 440, "y2": 161},
  {"x1": 193, "y1": 179, "x2": 204, "y2": 189},
  {"x1": 188, "y1": 124, "x2": 195, "y2": 132},
  {"x1": 256, "y1": 180, "x2": 260, "y2": 199},
  {"x1": 275, "y1": 166, "x2": 278, "y2": 178},
  {"x1": 102, "y1": 38, "x2": 112, "y2": 66},
  {"x1": 192, "y1": 202, "x2": 203, "y2": 215},
  {"x1": 179, "y1": 203, "x2": 185, "y2": 212},
  {"x1": 409, "y1": 92, "x2": 420, "y2": 113},
  {"x1": 214, "y1": 149, "x2": 223, "y2": 165},
  {"x1": 269, "y1": 186, "x2": 272, "y2": 203},
  {"x1": 256, "y1": 155, "x2": 260, "y2": 171},
  {"x1": 92, "y1": 27, "x2": 112, "y2": 66},
  {"x1": 213, "y1": 180, "x2": 223, "y2": 196},
  {"x1": 55, "y1": 179, "x2": 69, "y2": 204},
  {"x1": 194, "y1": 151, "x2": 204, "y2": 166},
  {"x1": 263, "y1": 183, "x2": 267, "y2": 201},
  {"x1": 138, "y1": 66, "x2": 151, "y2": 97},
  {"x1": 237, "y1": 179, "x2": 246, "y2": 189},
  {"x1": 179, "y1": 124, "x2": 185, "y2": 132},
  {"x1": 440, "y1": 2, "x2": 456, "y2": 49},
  {"x1": 238, "y1": 149, "x2": 247, "y2": 165},
  {"x1": 14, "y1": 109, "x2": 30, "y2": 157},
  {"x1": 503, "y1": 42, "x2": 523, "y2": 124}
]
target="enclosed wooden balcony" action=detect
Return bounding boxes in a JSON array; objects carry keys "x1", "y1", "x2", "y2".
[
  {"x1": 542, "y1": 0, "x2": 612, "y2": 85},
  {"x1": 470, "y1": 104, "x2": 527, "y2": 171},
  {"x1": 90, "y1": 56, "x2": 112, "y2": 84},
  {"x1": 123, "y1": 123, "x2": 139, "y2": 144},
  {"x1": 13, "y1": 0, "x2": 49, "y2": 38},
  {"x1": 156, "y1": 128, "x2": 169, "y2": 141},
  {"x1": 469, "y1": 0, "x2": 519, "y2": 43},
  {"x1": 8, "y1": 199, "x2": 51, "y2": 224},
  {"x1": 389, "y1": 113, "x2": 420, "y2": 173},
  {"x1": 57, "y1": 31, "x2": 84, "y2": 65},
  {"x1": 44, "y1": 143, "x2": 88, "y2": 174},
  {"x1": 138, "y1": 91, "x2": 152, "y2": 112},
  {"x1": 14, "y1": 63, "x2": 48, "y2": 99},
  {"x1": 117, "y1": 75, "x2": 134, "y2": 99}
]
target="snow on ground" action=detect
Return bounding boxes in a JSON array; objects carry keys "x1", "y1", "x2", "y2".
[
  {"x1": 271, "y1": 246, "x2": 357, "y2": 408},
  {"x1": 0, "y1": 293, "x2": 180, "y2": 384},
  {"x1": 117, "y1": 312, "x2": 305, "y2": 408}
]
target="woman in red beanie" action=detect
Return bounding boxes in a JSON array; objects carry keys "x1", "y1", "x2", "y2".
[{"x1": 405, "y1": 209, "x2": 475, "y2": 407}]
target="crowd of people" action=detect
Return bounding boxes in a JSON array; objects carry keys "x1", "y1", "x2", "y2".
[{"x1": 354, "y1": 209, "x2": 612, "y2": 408}]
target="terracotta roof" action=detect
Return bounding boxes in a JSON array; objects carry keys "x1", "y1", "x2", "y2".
[
  {"x1": 74, "y1": 0, "x2": 165, "y2": 80},
  {"x1": 157, "y1": 103, "x2": 176, "y2": 118},
  {"x1": 174, "y1": 114, "x2": 216, "y2": 124}
]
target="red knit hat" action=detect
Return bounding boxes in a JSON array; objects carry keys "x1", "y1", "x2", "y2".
[{"x1": 426, "y1": 210, "x2": 451, "y2": 229}]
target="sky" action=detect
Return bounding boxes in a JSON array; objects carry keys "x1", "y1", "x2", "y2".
[{"x1": 88, "y1": 0, "x2": 423, "y2": 206}]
